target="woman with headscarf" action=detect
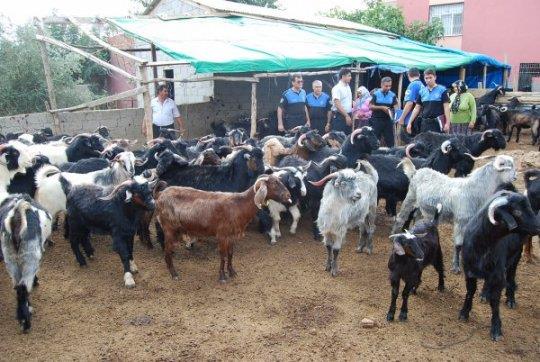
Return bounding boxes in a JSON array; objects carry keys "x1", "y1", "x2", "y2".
[
  {"x1": 449, "y1": 80, "x2": 477, "y2": 135},
  {"x1": 352, "y1": 86, "x2": 372, "y2": 128}
]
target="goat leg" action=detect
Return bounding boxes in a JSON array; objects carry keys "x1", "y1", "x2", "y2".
[
  {"x1": 69, "y1": 234, "x2": 87, "y2": 267},
  {"x1": 218, "y1": 239, "x2": 228, "y2": 283},
  {"x1": 451, "y1": 243, "x2": 463, "y2": 274},
  {"x1": 227, "y1": 241, "x2": 237, "y2": 278},
  {"x1": 325, "y1": 244, "x2": 332, "y2": 272},
  {"x1": 488, "y1": 283, "x2": 504, "y2": 341},
  {"x1": 163, "y1": 230, "x2": 179, "y2": 280},
  {"x1": 113, "y1": 236, "x2": 135, "y2": 288},
  {"x1": 331, "y1": 248, "x2": 340, "y2": 277},
  {"x1": 16, "y1": 284, "x2": 31, "y2": 333},
  {"x1": 459, "y1": 277, "x2": 477, "y2": 321},
  {"x1": 433, "y1": 248, "x2": 445, "y2": 292},
  {"x1": 387, "y1": 278, "x2": 400, "y2": 321},
  {"x1": 524, "y1": 237, "x2": 533, "y2": 263},
  {"x1": 505, "y1": 252, "x2": 521, "y2": 309},
  {"x1": 399, "y1": 282, "x2": 413, "y2": 321}
]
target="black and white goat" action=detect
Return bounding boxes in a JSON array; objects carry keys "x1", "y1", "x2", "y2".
[
  {"x1": 0, "y1": 193, "x2": 52, "y2": 332},
  {"x1": 66, "y1": 179, "x2": 155, "y2": 288},
  {"x1": 0, "y1": 143, "x2": 33, "y2": 194},
  {"x1": 386, "y1": 204, "x2": 444, "y2": 322},
  {"x1": 312, "y1": 161, "x2": 378, "y2": 276},
  {"x1": 7, "y1": 155, "x2": 50, "y2": 197},
  {"x1": 412, "y1": 129, "x2": 506, "y2": 157},
  {"x1": 459, "y1": 191, "x2": 540, "y2": 341}
]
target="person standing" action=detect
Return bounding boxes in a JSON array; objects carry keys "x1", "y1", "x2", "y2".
[
  {"x1": 449, "y1": 80, "x2": 477, "y2": 135},
  {"x1": 306, "y1": 80, "x2": 332, "y2": 134},
  {"x1": 328, "y1": 68, "x2": 353, "y2": 134},
  {"x1": 407, "y1": 68, "x2": 451, "y2": 134},
  {"x1": 369, "y1": 77, "x2": 398, "y2": 147},
  {"x1": 352, "y1": 86, "x2": 372, "y2": 128},
  {"x1": 277, "y1": 74, "x2": 310, "y2": 132},
  {"x1": 397, "y1": 68, "x2": 423, "y2": 135},
  {"x1": 147, "y1": 84, "x2": 186, "y2": 138}
]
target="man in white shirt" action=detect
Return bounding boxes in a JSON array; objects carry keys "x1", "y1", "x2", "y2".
[
  {"x1": 145, "y1": 84, "x2": 185, "y2": 138},
  {"x1": 328, "y1": 68, "x2": 353, "y2": 134}
]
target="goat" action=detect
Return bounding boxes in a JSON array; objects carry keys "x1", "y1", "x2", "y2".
[
  {"x1": 0, "y1": 193, "x2": 52, "y2": 332},
  {"x1": 393, "y1": 155, "x2": 518, "y2": 273},
  {"x1": 154, "y1": 175, "x2": 291, "y2": 282},
  {"x1": 372, "y1": 142, "x2": 430, "y2": 159},
  {"x1": 59, "y1": 158, "x2": 110, "y2": 173},
  {"x1": 386, "y1": 204, "x2": 444, "y2": 322},
  {"x1": 322, "y1": 131, "x2": 347, "y2": 149},
  {"x1": 66, "y1": 179, "x2": 155, "y2": 288},
  {"x1": 190, "y1": 148, "x2": 222, "y2": 166},
  {"x1": 412, "y1": 129, "x2": 506, "y2": 157},
  {"x1": 523, "y1": 169, "x2": 540, "y2": 263},
  {"x1": 262, "y1": 138, "x2": 294, "y2": 166},
  {"x1": 311, "y1": 162, "x2": 378, "y2": 276},
  {"x1": 459, "y1": 191, "x2": 540, "y2": 341},
  {"x1": 7, "y1": 155, "x2": 50, "y2": 197},
  {"x1": 0, "y1": 143, "x2": 33, "y2": 194},
  {"x1": 476, "y1": 86, "x2": 505, "y2": 106},
  {"x1": 506, "y1": 108, "x2": 539, "y2": 144}
]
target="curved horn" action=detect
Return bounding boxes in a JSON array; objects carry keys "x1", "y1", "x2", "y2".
[
  {"x1": 289, "y1": 126, "x2": 302, "y2": 133},
  {"x1": 480, "y1": 129, "x2": 493, "y2": 142},
  {"x1": 440, "y1": 140, "x2": 452, "y2": 154},
  {"x1": 146, "y1": 138, "x2": 164, "y2": 147},
  {"x1": 322, "y1": 133, "x2": 330, "y2": 140},
  {"x1": 488, "y1": 196, "x2": 509, "y2": 225},
  {"x1": 297, "y1": 133, "x2": 307, "y2": 147},
  {"x1": 308, "y1": 172, "x2": 338, "y2": 187},
  {"x1": 464, "y1": 153, "x2": 496, "y2": 161},
  {"x1": 499, "y1": 106, "x2": 508, "y2": 112},
  {"x1": 350, "y1": 128, "x2": 364, "y2": 145},
  {"x1": 405, "y1": 143, "x2": 415, "y2": 158},
  {"x1": 134, "y1": 157, "x2": 148, "y2": 166}
]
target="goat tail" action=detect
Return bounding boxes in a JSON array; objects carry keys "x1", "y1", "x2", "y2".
[
  {"x1": 3, "y1": 199, "x2": 32, "y2": 253},
  {"x1": 153, "y1": 181, "x2": 168, "y2": 200},
  {"x1": 34, "y1": 165, "x2": 60, "y2": 189},
  {"x1": 398, "y1": 157, "x2": 416, "y2": 180},
  {"x1": 432, "y1": 203, "x2": 443, "y2": 226}
]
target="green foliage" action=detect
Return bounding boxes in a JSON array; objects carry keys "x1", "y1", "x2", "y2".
[
  {"x1": 227, "y1": 0, "x2": 278, "y2": 8},
  {"x1": 326, "y1": 0, "x2": 443, "y2": 45}
]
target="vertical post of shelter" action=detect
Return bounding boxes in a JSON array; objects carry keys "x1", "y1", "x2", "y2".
[
  {"x1": 503, "y1": 68, "x2": 509, "y2": 88},
  {"x1": 138, "y1": 64, "x2": 154, "y2": 142},
  {"x1": 482, "y1": 65, "x2": 488, "y2": 89},
  {"x1": 397, "y1": 73, "x2": 404, "y2": 107},
  {"x1": 354, "y1": 69, "x2": 360, "y2": 95},
  {"x1": 34, "y1": 18, "x2": 61, "y2": 134},
  {"x1": 250, "y1": 82, "x2": 257, "y2": 139},
  {"x1": 150, "y1": 43, "x2": 158, "y2": 94},
  {"x1": 459, "y1": 66, "x2": 466, "y2": 81}
]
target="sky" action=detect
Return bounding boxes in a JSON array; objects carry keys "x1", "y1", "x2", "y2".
[{"x1": 0, "y1": 0, "x2": 365, "y2": 25}]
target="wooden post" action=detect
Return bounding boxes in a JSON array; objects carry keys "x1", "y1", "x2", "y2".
[
  {"x1": 459, "y1": 66, "x2": 466, "y2": 81},
  {"x1": 138, "y1": 64, "x2": 154, "y2": 142},
  {"x1": 34, "y1": 19, "x2": 62, "y2": 134},
  {"x1": 397, "y1": 73, "x2": 404, "y2": 108},
  {"x1": 150, "y1": 43, "x2": 159, "y2": 94},
  {"x1": 354, "y1": 69, "x2": 360, "y2": 94},
  {"x1": 483, "y1": 65, "x2": 488, "y2": 89},
  {"x1": 250, "y1": 82, "x2": 257, "y2": 139},
  {"x1": 503, "y1": 68, "x2": 509, "y2": 88}
]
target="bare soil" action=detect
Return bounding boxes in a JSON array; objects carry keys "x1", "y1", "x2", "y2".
[{"x1": 0, "y1": 136, "x2": 538, "y2": 361}]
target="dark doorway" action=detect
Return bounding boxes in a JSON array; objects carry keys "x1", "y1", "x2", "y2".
[{"x1": 164, "y1": 69, "x2": 175, "y2": 100}]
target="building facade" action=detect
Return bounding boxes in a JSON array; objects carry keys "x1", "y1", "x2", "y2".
[{"x1": 394, "y1": 0, "x2": 540, "y2": 90}]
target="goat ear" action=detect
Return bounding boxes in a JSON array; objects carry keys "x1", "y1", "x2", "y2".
[
  {"x1": 254, "y1": 182, "x2": 268, "y2": 209},
  {"x1": 499, "y1": 210, "x2": 518, "y2": 231},
  {"x1": 287, "y1": 175, "x2": 296, "y2": 189},
  {"x1": 393, "y1": 241, "x2": 406, "y2": 256},
  {"x1": 125, "y1": 190, "x2": 133, "y2": 203}
]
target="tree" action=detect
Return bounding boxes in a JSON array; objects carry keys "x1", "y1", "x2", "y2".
[{"x1": 326, "y1": 0, "x2": 443, "y2": 45}]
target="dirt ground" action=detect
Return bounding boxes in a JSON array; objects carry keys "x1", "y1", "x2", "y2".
[{"x1": 0, "y1": 135, "x2": 538, "y2": 361}]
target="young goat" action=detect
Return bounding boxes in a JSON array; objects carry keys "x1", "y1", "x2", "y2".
[
  {"x1": 386, "y1": 204, "x2": 444, "y2": 322},
  {"x1": 0, "y1": 194, "x2": 52, "y2": 332},
  {"x1": 311, "y1": 161, "x2": 378, "y2": 277},
  {"x1": 154, "y1": 174, "x2": 291, "y2": 282},
  {"x1": 459, "y1": 191, "x2": 540, "y2": 341},
  {"x1": 66, "y1": 179, "x2": 155, "y2": 288}
]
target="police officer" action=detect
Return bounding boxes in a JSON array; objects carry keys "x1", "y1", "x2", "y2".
[
  {"x1": 277, "y1": 74, "x2": 310, "y2": 132},
  {"x1": 397, "y1": 68, "x2": 423, "y2": 137},
  {"x1": 369, "y1": 77, "x2": 398, "y2": 147},
  {"x1": 306, "y1": 80, "x2": 332, "y2": 134},
  {"x1": 407, "y1": 68, "x2": 451, "y2": 134}
]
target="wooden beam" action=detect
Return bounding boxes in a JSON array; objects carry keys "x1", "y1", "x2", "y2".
[
  {"x1": 483, "y1": 65, "x2": 488, "y2": 89},
  {"x1": 139, "y1": 65, "x2": 154, "y2": 142},
  {"x1": 503, "y1": 68, "x2": 509, "y2": 88},
  {"x1": 397, "y1": 73, "x2": 404, "y2": 108},
  {"x1": 254, "y1": 68, "x2": 366, "y2": 79},
  {"x1": 250, "y1": 82, "x2": 257, "y2": 139},
  {"x1": 459, "y1": 66, "x2": 466, "y2": 81},
  {"x1": 34, "y1": 18, "x2": 62, "y2": 134},
  {"x1": 35, "y1": 34, "x2": 140, "y2": 82},
  {"x1": 66, "y1": 16, "x2": 145, "y2": 64},
  {"x1": 49, "y1": 86, "x2": 146, "y2": 113},
  {"x1": 150, "y1": 43, "x2": 159, "y2": 94},
  {"x1": 143, "y1": 60, "x2": 191, "y2": 67},
  {"x1": 144, "y1": 76, "x2": 258, "y2": 84}
]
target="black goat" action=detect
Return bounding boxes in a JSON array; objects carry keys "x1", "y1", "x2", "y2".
[
  {"x1": 7, "y1": 155, "x2": 50, "y2": 197},
  {"x1": 476, "y1": 86, "x2": 506, "y2": 106},
  {"x1": 387, "y1": 203, "x2": 444, "y2": 322},
  {"x1": 66, "y1": 179, "x2": 155, "y2": 288},
  {"x1": 524, "y1": 169, "x2": 540, "y2": 263},
  {"x1": 459, "y1": 191, "x2": 540, "y2": 341},
  {"x1": 413, "y1": 129, "x2": 506, "y2": 157},
  {"x1": 372, "y1": 142, "x2": 430, "y2": 159},
  {"x1": 59, "y1": 158, "x2": 110, "y2": 173}
]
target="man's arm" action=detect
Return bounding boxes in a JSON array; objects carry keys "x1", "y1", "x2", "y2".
[
  {"x1": 277, "y1": 107, "x2": 285, "y2": 132},
  {"x1": 175, "y1": 116, "x2": 186, "y2": 135},
  {"x1": 334, "y1": 99, "x2": 352, "y2": 126},
  {"x1": 443, "y1": 102, "x2": 451, "y2": 132},
  {"x1": 406, "y1": 104, "x2": 422, "y2": 134},
  {"x1": 304, "y1": 106, "x2": 311, "y2": 127},
  {"x1": 398, "y1": 101, "x2": 414, "y2": 125}
]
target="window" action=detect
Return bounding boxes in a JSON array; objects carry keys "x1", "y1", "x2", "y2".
[
  {"x1": 429, "y1": 3, "x2": 464, "y2": 36},
  {"x1": 164, "y1": 69, "x2": 175, "y2": 100},
  {"x1": 518, "y1": 63, "x2": 540, "y2": 92}
]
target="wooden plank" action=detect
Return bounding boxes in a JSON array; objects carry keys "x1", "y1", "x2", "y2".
[
  {"x1": 482, "y1": 65, "x2": 488, "y2": 89},
  {"x1": 503, "y1": 69, "x2": 509, "y2": 88},
  {"x1": 139, "y1": 65, "x2": 154, "y2": 142},
  {"x1": 49, "y1": 86, "x2": 146, "y2": 113},
  {"x1": 397, "y1": 73, "x2": 403, "y2": 107},
  {"x1": 35, "y1": 34, "x2": 140, "y2": 81},
  {"x1": 459, "y1": 66, "x2": 466, "y2": 81},
  {"x1": 144, "y1": 60, "x2": 191, "y2": 67},
  {"x1": 250, "y1": 82, "x2": 257, "y2": 139},
  {"x1": 144, "y1": 76, "x2": 258, "y2": 83},
  {"x1": 254, "y1": 68, "x2": 366, "y2": 79},
  {"x1": 34, "y1": 18, "x2": 62, "y2": 134},
  {"x1": 67, "y1": 16, "x2": 145, "y2": 64}
]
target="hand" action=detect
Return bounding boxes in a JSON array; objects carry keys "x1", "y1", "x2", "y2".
[
  {"x1": 468, "y1": 122, "x2": 475, "y2": 129},
  {"x1": 397, "y1": 117, "x2": 404, "y2": 126},
  {"x1": 305, "y1": 122, "x2": 311, "y2": 128},
  {"x1": 444, "y1": 123, "x2": 450, "y2": 133},
  {"x1": 406, "y1": 123, "x2": 412, "y2": 134},
  {"x1": 325, "y1": 123, "x2": 331, "y2": 133},
  {"x1": 278, "y1": 124, "x2": 285, "y2": 133},
  {"x1": 345, "y1": 115, "x2": 352, "y2": 126}
]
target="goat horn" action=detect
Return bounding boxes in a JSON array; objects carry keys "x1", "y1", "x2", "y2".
[
  {"x1": 231, "y1": 144, "x2": 254, "y2": 151},
  {"x1": 405, "y1": 143, "x2": 415, "y2": 158},
  {"x1": 322, "y1": 133, "x2": 330, "y2": 140},
  {"x1": 499, "y1": 106, "x2": 508, "y2": 112},
  {"x1": 440, "y1": 140, "x2": 452, "y2": 154},
  {"x1": 309, "y1": 172, "x2": 338, "y2": 187},
  {"x1": 297, "y1": 133, "x2": 307, "y2": 147},
  {"x1": 350, "y1": 128, "x2": 363, "y2": 145},
  {"x1": 134, "y1": 157, "x2": 148, "y2": 166},
  {"x1": 464, "y1": 153, "x2": 496, "y2": 161},
  {"x1": 146, "y1": 138, "x2": 164, "y2": 147},
  {"x1": 488, "y1": 196, "x2": 509, "y2": 225},
  {"x1": 289, "y1": 126, "x2": 302, "y2": 133},
  {"x1": 480, "y1": 129, "x2": 493, "y2": 142}
]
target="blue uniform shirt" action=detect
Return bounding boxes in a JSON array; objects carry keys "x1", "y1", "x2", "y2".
[
  {"x1": 279, "y1": 88, "x2": 307, "y2": 128},
  {"x1": 306, "y1": 92, "x2": 331, "y2": 119},
  {"x1": 370, "y1": 89, "x2": 397, "y2": 119},
  {"x1": 403, "y1": 79, "x2": 423, "y2": 125},
  {"x1": 416, "y1": 85, "x2": 450, "y2": 119}
]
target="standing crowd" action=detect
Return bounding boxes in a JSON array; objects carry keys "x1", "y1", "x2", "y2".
[{"x1": 277, "y1": 67, "x2": 477, "y2": 147}]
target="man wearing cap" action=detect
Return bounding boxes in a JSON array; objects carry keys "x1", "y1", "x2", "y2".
[
  {"x1": 306, "y1": 80, "x2": 332, "y2": 134},
  {"x1": 277, "y1": 74, "x2": 311, "y2": 132},
  {"x1": 369, "y1": 77, "x2": 398, "y2": 147}
]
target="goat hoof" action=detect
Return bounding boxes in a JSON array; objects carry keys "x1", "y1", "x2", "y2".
[
  {"x1": 331, "y1": 268, "x2": 338, "y2": 277},
  {"x1": 490, "y1": 330, "x2": 503, "y2": 342},
  {"x1": 355, "y1": 247, "x2": 363, "y2": 253},
  {"x1": 129, "y1": 260, "x2": 139, "y2": 274},
  {"x1": 438, "y1": 285, "x2": 445, "y2": 292},
  {"x1": 124, "y1": 272, "x2": 136, "y2": 288},
  {"x1": 172, "y1": 275, "x2": 180, "y2": 281},
  {"x1": 505, "y1": 300, "x2": 516, "y2": 309},
  {"x1": 88, "y1": 254, "x2": 95, "y2": 260},
  {"x1": 289, "y1": 228, "x2": 297, "y2": 234},
  {"x1": 458, "y1": 311, "x2": 469, "y2": 321},
  {"x1": 228, "y1": 269, "x2": 237, "y2": 278},
  {"x1": 450, "y1": 266, "x2": 461, "y2": 274},
  {"x1": 219, "y1": 278, "x2": 227, "y2": 284},
  {"x1": 398, "y1": 312, "x2": 408, "y2": 321},
  {"x1": 480, "y1": 295, "x2": 488, "y2": 303},
  {"x1": 386, "y1": 313, "x2": 395, "y2": 322}
]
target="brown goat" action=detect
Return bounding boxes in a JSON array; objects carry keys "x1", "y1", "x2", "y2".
[
  {"x1": 507, "y1": 109, "x2": 540, "y2": 144},
  {"x1": 154, "y1": 175, "x2": 292, "y2": 282}
]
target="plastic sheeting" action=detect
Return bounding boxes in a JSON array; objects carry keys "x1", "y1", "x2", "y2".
[{"x1": 108, "y1": 16, "x2": 509, "y2": 74}]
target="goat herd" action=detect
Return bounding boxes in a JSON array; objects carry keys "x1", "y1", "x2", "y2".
[{"x1": 0, "y1": 119, "x2": 538, "y2": 343}]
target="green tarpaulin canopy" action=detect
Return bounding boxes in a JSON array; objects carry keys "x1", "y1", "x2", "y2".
[{"x1": 108, "y1": 16, "x2": 508, "y2": 74}]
